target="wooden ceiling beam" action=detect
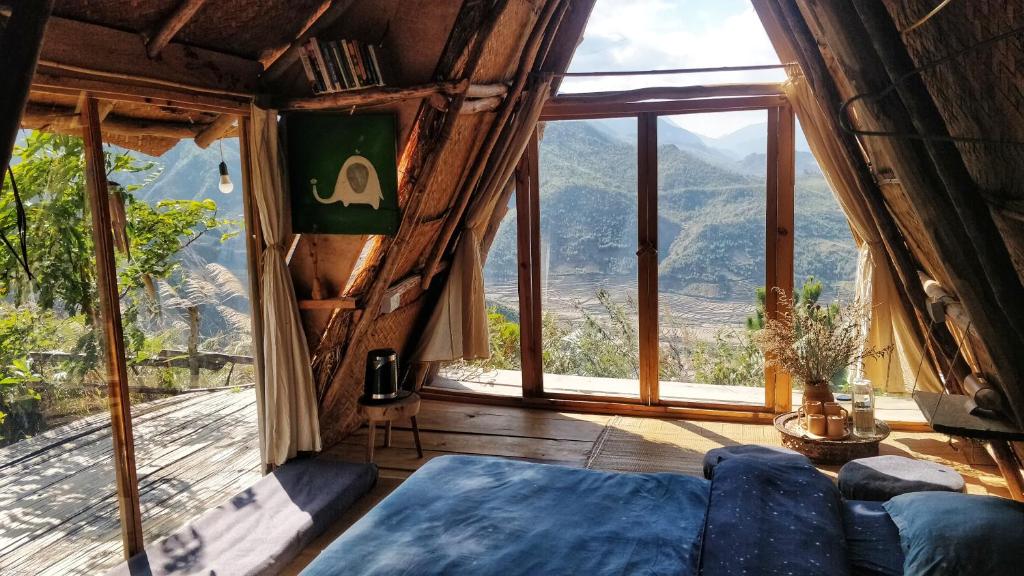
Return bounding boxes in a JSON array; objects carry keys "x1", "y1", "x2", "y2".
[
  {"x1": 30, "y1": 73, "x2": 248, "y2": 115},
  {"x1": 194, "y1": 113, "x2": 237, "y2": 148},
  {"x1": 39, "y1": 16, "x2": 260, "y2": 97},
  {"x1": 22, "y1": 103, "x2": 205, "y2": 139},
  {"x1": 261, "y1": 0, "x2": 358, "y2": 83},
  {"x1": 146, "y1": 0, "x2": 209, "y2": 59}
]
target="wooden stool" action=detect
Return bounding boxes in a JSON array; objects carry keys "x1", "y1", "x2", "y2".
[{"x1": 356, "y1": 392, "x2": 423, "y2": 464}]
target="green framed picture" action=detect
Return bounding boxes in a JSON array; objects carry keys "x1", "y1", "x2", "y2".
[{"x1": 283, "y1": 112, "x2": 399, "y2": 235}]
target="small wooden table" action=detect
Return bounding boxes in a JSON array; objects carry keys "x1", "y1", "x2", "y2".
[{"x1": 356, "y1": 392, "x2": 424, "y2": 464}]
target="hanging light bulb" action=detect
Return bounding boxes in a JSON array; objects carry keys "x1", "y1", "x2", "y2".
[
  {"x1": 218, "y1": 161, "x2": 234, "y2": 194},
  {"x1": 217, "y1": 139, "x2": 233, "y2": 194}
]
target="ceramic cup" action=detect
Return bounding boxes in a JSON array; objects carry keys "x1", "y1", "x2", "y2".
[
  {"x1": 808, "y1": 413, "x2": 827, "y2": 436},
  {"x1": 824, "y1": 402, "x2": 849, "y2": 419},
  {"x1": 827, "y1": 414, "x2": 846, "y2": 439},
  {"x1": 800, "y1": 401, "x2": 824, "y2": 430}
]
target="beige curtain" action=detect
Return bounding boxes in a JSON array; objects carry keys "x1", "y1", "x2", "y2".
[
  {"x1": 414, "y1": 224, "x2": 490, "y2": 362},
  {"x1": 248, "y1": 105, "x2": 322, "y2": 465},
  {"x1": 783, "y1": 77, "x2": 940, "y2": 392}
]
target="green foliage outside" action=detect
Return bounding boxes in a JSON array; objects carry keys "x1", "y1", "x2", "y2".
[
  {"x1": 0, "y1": 132, "x2": 240, "y2": 444},
  {"x1": 448, "y1": 277, "x2": 847, "y2": 393}
]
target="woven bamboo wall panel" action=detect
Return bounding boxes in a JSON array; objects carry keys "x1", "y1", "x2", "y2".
[{"x1": 883, "y1": 0, "x2": 1024, "y2": 283}]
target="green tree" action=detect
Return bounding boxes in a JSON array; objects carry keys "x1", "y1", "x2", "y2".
[{"x1": 0, "y1": 131, "x2": 235, "y2": 440}]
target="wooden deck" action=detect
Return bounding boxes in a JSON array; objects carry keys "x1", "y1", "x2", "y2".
[
  {"x1": 285, "y1": 398, "x2": 1011, "y2": 573},
  {"x1": 0, "y1": 389, "x2": 259, "y2": 576}
]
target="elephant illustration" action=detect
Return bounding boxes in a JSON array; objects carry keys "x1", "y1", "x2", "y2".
[{"x1": 312, "y1": 155, "x2": 384, "y2": 209}]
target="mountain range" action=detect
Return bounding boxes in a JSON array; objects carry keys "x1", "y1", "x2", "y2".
[{"x1": 486, "y1": 118, "x2": 857, "y2": 300}]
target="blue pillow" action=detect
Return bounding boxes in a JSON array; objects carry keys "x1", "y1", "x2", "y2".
[{"x1": 884, "y1": 491, "x2": 1024, "y2": 575}]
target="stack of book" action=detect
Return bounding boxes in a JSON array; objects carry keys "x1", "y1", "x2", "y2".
[{"x1": 299, "y1": 38, "x2": 384, "y2": 94}]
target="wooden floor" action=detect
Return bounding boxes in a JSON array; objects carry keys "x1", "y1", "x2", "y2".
[
  {"x1": 0, "y1": 392, "x2": 1009, "y2": 575},
  {"x1": 285, "y1": 398, "x2": 1011, "y2": 573},
  {"x1": 0, "y1": 389, "x2": 259, "y2": 576}
]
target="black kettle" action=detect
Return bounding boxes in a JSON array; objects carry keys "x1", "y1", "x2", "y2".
[{"x1": 363, "y1": 348, "x2": 400, "y2": 401}]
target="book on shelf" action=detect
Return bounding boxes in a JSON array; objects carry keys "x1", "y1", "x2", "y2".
[{"x1": 298, "y1": 37, "x2": 385, "y2": 95}]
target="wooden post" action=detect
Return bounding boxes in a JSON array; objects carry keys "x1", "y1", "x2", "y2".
[
  {"x1": 518, "y1": 130, "x2": 544, "y2": 397},
  {"x1": 774, "y1": 104, "x2": 795, "y2": 412},
  {"x1": 81, "y1": 96, "x2": 145, "y2": 558},
  {"x1": 0, "y1": 0, "x2": 54, "y2": 188},
  {"x1": 637, "y1": 113, "x2": 659, "y2": 405},
  {"x1": 187, "y1": 306, "x2": 200, "y2": 388}
]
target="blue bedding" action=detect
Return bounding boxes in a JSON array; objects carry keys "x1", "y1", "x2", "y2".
[
  {"x1": 301, "y1": 455, "x2": 709, "y2": 576},
  {"x1": 701, "y1": 456, "x2": 850, "y2": 576}
]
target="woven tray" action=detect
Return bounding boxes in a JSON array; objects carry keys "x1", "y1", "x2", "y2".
[{"x1": 774, "y1": 411, "x2": 890, "y2": 465}]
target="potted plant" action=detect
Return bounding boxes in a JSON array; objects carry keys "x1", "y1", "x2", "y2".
[{"x1": 754, "y1": 290, "x2": 891, "y2": 404}]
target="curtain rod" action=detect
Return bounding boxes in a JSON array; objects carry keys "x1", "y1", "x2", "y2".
[{"x1": 553, "y1": 63, "x2": 794, "y2": 78}]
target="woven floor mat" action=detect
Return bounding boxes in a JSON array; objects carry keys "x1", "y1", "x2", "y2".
[{"x1": 585, "y1": 416, "x2": 779, "y2": 476}]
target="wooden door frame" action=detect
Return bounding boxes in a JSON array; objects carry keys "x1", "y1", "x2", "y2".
[
  {"x1": 515, "y1": 90, "x2": 797, "y2": 413},
  {"x1": 81, "y1": 95, "x2": 145, "y2": 558}
]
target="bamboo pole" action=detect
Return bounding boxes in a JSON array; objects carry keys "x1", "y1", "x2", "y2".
[
  {"x1": 261, "y1": 0, "x2": 358, "y2": 82},
  {"x1": 147, "y1": 0, "x2": 209, "y2": 58},
  {"x1": 0, "y1": 0, "x2": 54, "y2": 188},
  {"x1": 194, "y1": 113, "x2": 238, "y2": 149},
  {"x1": 22, "y1": 104, "x2": 206, "y2": 138},
  {"x1": 420, "y1": 0, "x2": 568, "y2": 289},
  {"x1": 272, "y1": 80, "x2": 510, "y2": 111},
  {"x1": 81, "y1": 96, "x2": 145, "y2": 558}
]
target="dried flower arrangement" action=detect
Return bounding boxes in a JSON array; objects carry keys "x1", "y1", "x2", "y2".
[{"x1": 754, "y1": 290, "x2": 892, "y2": 403}]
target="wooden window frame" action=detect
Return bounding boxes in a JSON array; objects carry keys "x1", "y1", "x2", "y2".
[{"x1": 512, "y1": 89, "x2": 795, "y2": 414}]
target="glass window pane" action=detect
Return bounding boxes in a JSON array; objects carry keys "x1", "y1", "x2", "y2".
[
  {"x1": 106, "y1": 138, "x2": 261, "y2": 542},
  {"x1": 0, "y1": 131, "x2": 123, "y2": 573},
  {"x1": 656, "y1": 112, "x2": 768, "y2": 405},
  {"x1": 538, "y1": 119, "x2": 640, "y2": 399}
]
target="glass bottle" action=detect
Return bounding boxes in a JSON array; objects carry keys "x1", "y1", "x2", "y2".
[{"x1": 851, "y1": 378, "x2": 876, "y2": 437}]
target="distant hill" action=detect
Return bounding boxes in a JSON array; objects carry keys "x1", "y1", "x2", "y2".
[
  {"x1": 699, "y1": 121, "x2": 812, "y2": 157},
  {"x1": 488, "y1": 119, "x2": 857, "y2": 300}
]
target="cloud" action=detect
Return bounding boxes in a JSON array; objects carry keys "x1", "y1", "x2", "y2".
[{"x1": 559, "y1": 0, "x2": 787, "y2": 136}]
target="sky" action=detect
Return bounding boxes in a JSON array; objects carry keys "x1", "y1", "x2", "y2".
[{"x1": 561, "y1": 0, "x2": 786, "y2": 137}]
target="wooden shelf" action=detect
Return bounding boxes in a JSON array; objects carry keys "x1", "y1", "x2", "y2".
[
  {"x1": 914, "y1": 391, "x2": 1024, "y2": 440},
  {"x1": 297, "y1": 297, "x2": 358, "y2": 310}
]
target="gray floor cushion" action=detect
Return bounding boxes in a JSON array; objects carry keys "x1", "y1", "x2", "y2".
[
  {"x1": 702, "y1": 444, "x2": 808, "y2": 479},
  {"x1": 108, "y1": 458, "x2": 377, "y2": 576},
  {"x1": 838, "y1": 455, "x2": 964, "y2": 501}
]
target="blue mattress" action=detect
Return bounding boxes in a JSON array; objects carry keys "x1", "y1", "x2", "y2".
[{"x1": 301, "y1": 455, "x2": 710, "y2": 576}]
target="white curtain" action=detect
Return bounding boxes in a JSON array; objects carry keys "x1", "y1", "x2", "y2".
[
  {"x1": 414, "y1": 226, "x2": 490, "y2": 362},
  {"x1": 248, "y1": 104, "x2": 322, "y2": 465}
]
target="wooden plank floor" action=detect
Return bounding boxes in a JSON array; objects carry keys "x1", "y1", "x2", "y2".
[
  {"x1": 286, "y1": 398, "x2": 1010, "y2": 572},
  {"x1": 0, "y1": 389, "x2": 259, "y2": 576}
]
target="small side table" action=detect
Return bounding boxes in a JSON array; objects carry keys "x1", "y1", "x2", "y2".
[{"x1": 356, "y1": 392, "x2": 424, "y2": 464}]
